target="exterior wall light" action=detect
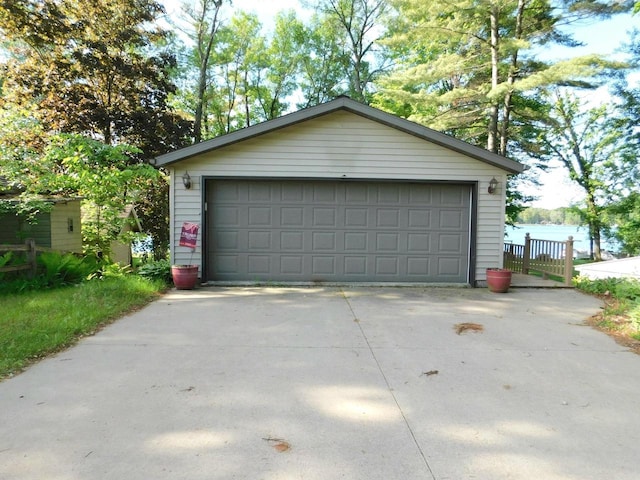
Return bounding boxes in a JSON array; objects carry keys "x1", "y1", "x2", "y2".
[
  {"x1": 488, "y1": 177, "x2": 498, "y2": 194},
  {"x1": 182, "y1": 171, "x2": 192, "y2": 189}
]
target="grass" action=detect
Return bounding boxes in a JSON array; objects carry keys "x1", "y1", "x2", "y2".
[
  {"x1": 0, "y1": 275, "x2": 166, "y2": 379},
  {"x1": 574, "y1": 276, "x2": 640, "y2": 353}
]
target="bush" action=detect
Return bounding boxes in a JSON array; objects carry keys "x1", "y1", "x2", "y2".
[
  {"x1": 0, "y1": 251, "x2": 103, "y2": 294},
  {"x1": 137, "y1": 259, "x2": 171, "y2": 284},
  {"x1": 38, "y1": 251, "x2": 101, "y2": 287},
  {"x1": 575, "y1": 276, "x2": 640, "y2": 336},
  {"x1": 574, "y1": 276, "x2": 640, "y2": 299}
]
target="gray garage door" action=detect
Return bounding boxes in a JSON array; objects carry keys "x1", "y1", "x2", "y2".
[{"x1": 206, "y1": 180, "x2": 471, "y2": 282}]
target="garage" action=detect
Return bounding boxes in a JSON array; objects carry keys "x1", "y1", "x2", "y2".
[
  {"x1": 154, "y1": 97, "x2": 524, "y2": 286},
  {"x1": 206, "y1": 179, "x2": 471, "y2": 282}
]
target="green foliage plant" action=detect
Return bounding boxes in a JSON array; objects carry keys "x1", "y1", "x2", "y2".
[
  {"x1": 37, "y1": 252, "x2": 99, "y2": 287},
  {"x1": 137, "y1": 259, "x2": 172, "y2": 284},
  {"x1": 0, "y1": 252, "x2": 13, "y2": 281}
]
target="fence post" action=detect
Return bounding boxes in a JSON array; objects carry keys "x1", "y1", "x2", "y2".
[
  {"x1": 26, "y1": 238, "x2": 37, "y2": 278},
  {"x1": 523, "y1": 233, "x2": 530, "y2": 274},
  {"x1": 564, "y1": 236, "x2": 574, "y2": 286}
]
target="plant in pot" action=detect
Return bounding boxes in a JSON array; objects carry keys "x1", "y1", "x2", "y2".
[
  {"x1": 486, "y1": 268, "x2": 512, "y2": 293},
  {"x1": 172, "y1": 222, "x2": 200, "y2": 290}
]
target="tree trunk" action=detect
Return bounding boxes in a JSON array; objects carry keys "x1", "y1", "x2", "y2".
[
  {"x1": 194, "y1": 67, "x2": 207, "y2": 143},
  {"x1": 193, "y1": 0, "x2": 223, "y2": 143},
  {"x1": 499, "y1": 0, "x2": 526, "y2": 157},
  {"x1": 586, "y1": 193, "x2": 603, "y2": 261},
  {"x1": 487, "y1": 4, "x2": 500, "y2": 153}
]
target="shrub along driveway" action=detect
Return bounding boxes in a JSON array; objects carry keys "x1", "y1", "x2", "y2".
[{"x1": 1, "y1": 286, "x2": 639, "y2": 480}]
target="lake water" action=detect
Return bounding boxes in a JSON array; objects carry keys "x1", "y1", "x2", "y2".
[{"x1": 505, "y1": 224, "x2": 618, "y2": 254}]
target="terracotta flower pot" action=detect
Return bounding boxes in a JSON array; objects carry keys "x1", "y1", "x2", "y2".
[
  {"x1": 486, "y1": 268, "x2": 512, "y2": 293},
  {"x1": 171, "y1": 265, "x2": 199, "y2": 290}
]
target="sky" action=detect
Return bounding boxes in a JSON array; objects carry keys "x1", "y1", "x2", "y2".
[{"x1": 161, "y1": 0, "x2": 638, "y2": 209}]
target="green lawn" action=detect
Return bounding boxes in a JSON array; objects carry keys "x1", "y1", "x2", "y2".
[{"x1": 0, "y1": 276, "x2": 165, "y2": 379}]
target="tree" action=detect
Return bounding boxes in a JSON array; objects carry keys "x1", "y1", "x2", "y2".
[
  {"x1": 0, "y1": 0, "x2": 192, "y2": 259},
  {"x1": 309, "y1": 0, "x2": 390, "y2": 103},
  {"x1": 606, "y1": 32, "x2": 640, "y2": 255},
  {"x1": 181, "y1": 0, "x2": 225, "y2": 143},
  {"x1": 606, "y1": 193, "x2": 640, "y2": 255},
  {"x1": 1, "y1": 133, "x2": 159, "y2": 257},
  {"x1": 254, "y1": 11, "x2": 306, "y2": 120},
  {"x1": 378, "y1": 0, "x2": 630, "y2": 155},
  {"x1": 1, "y1": 0, "x2": 190, "y2": 151},
  {"x1": 375, "y1": 0, "x2": 631, "y2": 226},
  {"x1": 207, "y1": 11, "x2": 266, "y2": 134},
  {"x1": 297, "y1": 14, "x2": 352, "y2": 107},
  {"x1": 529, "y1": 91, "x2": 636, "y2": 260}
]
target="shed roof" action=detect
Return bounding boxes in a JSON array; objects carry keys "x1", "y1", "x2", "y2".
[{"x1": 153, "y1": 97, "x2": 525, "y2": 174}]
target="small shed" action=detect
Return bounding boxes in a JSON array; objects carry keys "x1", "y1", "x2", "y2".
[
  {"x1": 81, "y1": 203, "x2": 143, "y2": 265},
  {"x1": 110, "y1": 205, "x2": 142, "y2": 266},
  {"x1": 154, "y1": 97, "x2": 525, "y2": 286},
  {"x1": 0, "y1": 197, "x2": 82, "y2": 253}
]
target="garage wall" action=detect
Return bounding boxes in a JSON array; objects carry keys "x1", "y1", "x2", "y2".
[{"x1": 170, "y1": 110, "x2": 507, "y2": 281}]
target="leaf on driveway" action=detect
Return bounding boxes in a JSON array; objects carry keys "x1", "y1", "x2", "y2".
[
  {"x1": 454, "y1": 322, "x2": 484, "y2": 335},
  {"x1": 263, "y1": 437, "x2": 291, "y2": 452}
]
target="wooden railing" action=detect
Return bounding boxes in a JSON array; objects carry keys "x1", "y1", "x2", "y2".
[
  {"x1": 0, "y1": 239, "x2": 54, "y2": 278},
  {"x1": 504, "y1": 233, "x2": 574, "y2": 286}
]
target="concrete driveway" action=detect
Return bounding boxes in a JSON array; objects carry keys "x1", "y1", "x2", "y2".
[{"x1": 1, "y1": 287, "x2": 639, "y2": 480}]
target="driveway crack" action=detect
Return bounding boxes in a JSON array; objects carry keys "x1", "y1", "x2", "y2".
[{"x1": 340, "y1": 289, "x2": 436, "y2": 480}]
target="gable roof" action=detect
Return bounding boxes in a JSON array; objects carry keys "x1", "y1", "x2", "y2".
[{"x1": 153, "y1": 97, "x2": 525, "y2": 174}]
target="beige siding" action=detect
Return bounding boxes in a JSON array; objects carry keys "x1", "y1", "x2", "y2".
[
  {"x1": 111, "y1": 240, "x2": 132, "y2": 265},
  {"x1": 170, "y1": 111, "x2": 509, "y2": 281},
  {"x1": 50, "y1": 201, "x2": 82, "y2": 253}
]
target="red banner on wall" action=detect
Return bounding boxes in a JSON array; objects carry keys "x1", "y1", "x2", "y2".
[{"x1": 179, "y1": 222, "x2": 199, "y2": 249}]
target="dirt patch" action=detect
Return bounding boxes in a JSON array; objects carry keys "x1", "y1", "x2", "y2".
[{"x1": 585, "y1": 297, "x2": 640, "y2": 354}]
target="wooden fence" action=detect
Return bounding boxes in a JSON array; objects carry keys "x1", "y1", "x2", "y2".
[
  {"x1": 504, "y1": 233, "x2": 574, "y2": 286},
  {"x1": 0, "y1": 239, "x2": 55, "y2": 278}
]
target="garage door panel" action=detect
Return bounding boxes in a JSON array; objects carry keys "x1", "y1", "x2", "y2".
[
  {"x1": 214, "y1": 207, "x2": 239, "y2": 226},
  {"x1": 407, "y1": 257, "x2": 430, "y2": 276},
  {"x1": 281, "y1": 256, "x2": 303, "y2": 275},
  {"x1": 345, "y1": 184, "x2": 369, "y2": 202},
  {"x1": 281, "y1": 231, "x2": 304, "y2": 250},
  {"x1": 439, "y1": 209, "x2": 464, "y2": 229},
  {"x1": 248, "y1": 231, "x2": 271, "y2": 249},
  {"x1": 345, "y1": 208, "x2": 368, "y2": 227},
  {"x1": 438, "y1": 257, "x2": 462, "y2": 276},
  {"x1": 312, "y1": 256, "x2": 336, "y2": 275},
  {"x1": 247, "y1": 255, "x2": 270, "y2": 274},
  {"x1": 248, "y1": 183, "x2": 271, "y2": 201},
  {"x1": 313, "y1": 208, "x2": 336, "y2": 227},
  {"x1": 281, "y1": 207, "x2": 304, "y2": 226},
  {"x1": 216, "y1": 231, "x2": 239, "y2": 249},
  {"x1": 408, "y1": 233, "x2": 430, "y2": 252},
  {"x1": 409, "y1": 185, "x2": 433, "y2": 204},
  {"x1": 281, "y1": 184, "x2": 303, "y2": 201},
  {"x1": 345, "y1": 256, "x2": 367, "y2": 275},
  {"x1": 408, "y1": 209, "x2": 431, "y2": 228},
  {"x1": 378, "y1": 184, "x2": 402, "y2": 203},
  {"x1": 440, "y1": 187, "x2": 465, "y2": 205},
  {"x1": 248, "y1": 207, "x2": 271, "y2": 226},
  {"x1": 439, "y1": 233, "x2": 461, "y2": 252},
  {"x1": 377, "y1": 209, "x2": 400, "y2": 228},
  {"x1": 207, "y1": 180, "x2": 470, "y2": 282},
  {"x1": 312, "y1": 232, "x2": 336, "y2": 251},
  {"x1": 313, "y1": 184, "x2": 337, "y2": 203}
]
